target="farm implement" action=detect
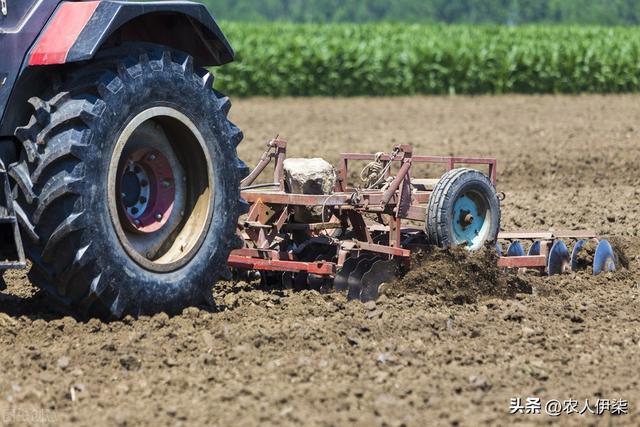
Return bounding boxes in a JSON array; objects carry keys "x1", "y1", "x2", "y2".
[
  {"x1": 0, "y1": 0, "x2": 619, "y2": 317},
  {"x1": 228, "y1": 139, "x2": 619, "y2": 302}
]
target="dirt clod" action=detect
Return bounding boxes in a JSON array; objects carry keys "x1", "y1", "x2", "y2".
[{"x1": 390, "y1": 245, "x2": 530, "y2": 304}]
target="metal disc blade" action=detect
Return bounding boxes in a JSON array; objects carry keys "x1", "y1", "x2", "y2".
[
  {"x1": 547, "y1": 240, "x2": 570, "y2": 276},
  {"x1": 495, "y1": 242, "x2": 503, "y2": 256},
  {"x1": 507, "y1": 241, "x2": 525, "y2": 257},
  {"x1": 334, "y1": 257, "x2": 358, "y2": 292},
  {"x1": 307, "y1": 274, "x2": 324, "y2": 291},
  {"x1": 361, "y1": 259, "x2": 398, "y2": 302},
  {"x1": 319, "y1": 278, "x2": 333, "y2": 294},
  {"x1": 347, "y1": 257, "x2": 378, "y2": 301},
  {"x1": 527, "y1": 240, "x2": 541, "y2": 256},
  {"x1": 593, "y1": 239, "x2": 617, "y2": 275},
  {"x1": 293, "y1": 272, "x2": 308, "y2": 291},
  {"x1": 282, "y1": 272, "x2": 294, "y2": 289},
  {"x1": 570, "y1": 239, "x2": 586, "y2": 272},
  {"x1": 308, "y1": 255, "x2": 330, "y2": 291}
]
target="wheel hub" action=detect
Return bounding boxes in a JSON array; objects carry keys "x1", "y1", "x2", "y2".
[
  {"x1": 460, "y1": 210, "x2": 474, "y2": 227},
  {"x1": 117, "y1": 148, "x2": 175, "y2": 233},
  {"x1": 108, "y1": 108, "x2": 214, "y2": 272},
  {"x1": 452, "y1": 192, "x2": 488, "y2": 247}
]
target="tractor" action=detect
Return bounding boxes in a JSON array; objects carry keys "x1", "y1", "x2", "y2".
[
  {"x1": 1, "y1": 0, "x2": 248, "y2": 318},
  {"x1": 0, "y1": 0, "x2": 619, "y2": 319}
]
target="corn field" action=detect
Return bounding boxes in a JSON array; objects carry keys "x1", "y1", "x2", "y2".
[{"x1": 214, "y1": 23, "x2": 640, "y2": 96}]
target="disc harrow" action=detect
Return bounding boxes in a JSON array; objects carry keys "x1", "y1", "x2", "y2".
[
  {"x1": 497, "y1": 232, "x2": 618, "y2": 276},
  {"x1": 227, "y1": 139, "x2": 619, "y2": 302}
]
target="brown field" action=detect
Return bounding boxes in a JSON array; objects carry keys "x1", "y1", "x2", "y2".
[{"x1": 1, "y1": 95, "x2": 639, "y2": 426}]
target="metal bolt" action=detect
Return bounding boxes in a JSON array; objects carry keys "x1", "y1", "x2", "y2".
[
  {"x1": 155, "y1": 213, "x2": 162, "y2": 221},
  {"x1": 162, "y1": 179, "x2": 172, "y2": 188},
  {"x1": 131, "y1": 207, "x2": 139, "y2": 215},
  {"x1": 148, "y1": 153, "x2": 157, "y2": 161},
  {"x1": 139, "y1": 196, "x2": 147, "y2": 203}
]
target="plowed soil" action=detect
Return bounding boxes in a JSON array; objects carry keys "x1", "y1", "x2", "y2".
[{"x1": 1, "y1": 96, "x2": 639, "y2": 426}]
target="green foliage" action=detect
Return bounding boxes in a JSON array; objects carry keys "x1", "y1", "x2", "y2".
[
  {"x1": 203, "y1": 0, "x2": 640, "y2": 25},
  {"x1": 214, "y1": 23, "x2": 640, "y2": 96}
]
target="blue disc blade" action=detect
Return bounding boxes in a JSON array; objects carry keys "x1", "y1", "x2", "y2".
[
  {"x1": 506, "y1": 241, "x2": 525, "y2": 257},
  {"x1": 593, "y1": 240, "x2": 617, "y2": 275},
  {"x1": 495, "y1": 242, "x2": 503, "y2": 256},
  {"x1": 570, "y1": 239, "x2": 586, "y2": 272},
  {"x1": 547, "y1": 240, "x2": 570, "y2": 276},
  {"x1": 527, "y1": 240, "x2": 541, "y2": 256}
]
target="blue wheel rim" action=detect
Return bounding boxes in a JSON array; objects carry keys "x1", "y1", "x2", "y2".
[{"x1": 452, "y1": 191, "x2": 490, "y2": 249}]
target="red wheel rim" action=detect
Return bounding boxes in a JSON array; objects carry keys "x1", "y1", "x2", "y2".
[{"x1": 117, "y1": 148, "x2": 176, "y2": 234}]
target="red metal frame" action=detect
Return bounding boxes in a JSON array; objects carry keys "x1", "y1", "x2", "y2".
[
  {"x1": 338, "y1": 148, "x2": 497, "y2": 186},
  {"x1": 229, "y1": 138, "x2": 597, "y2": 278},
  {"x1": 497, "y1": 255, "x2": 547, "y2": 269},
  {"x1": 228, "y1": 255, "x2": 336, "y2": 275}
]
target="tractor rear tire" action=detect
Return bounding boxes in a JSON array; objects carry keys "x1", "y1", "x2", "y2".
[
  {"x1": 426, "y1": 168, "x2": 500, "y2": 250},
  {"x1": 9, "y1": 44, "x2": 248, "y2": 319}
]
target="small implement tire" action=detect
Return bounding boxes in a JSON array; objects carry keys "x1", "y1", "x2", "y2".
[
  {"x1": 9, "y1": 43, "x2": 248, "y2": 319},
  {"x1": 426, "y1": 168, "x2": 500, "y2": 250}
]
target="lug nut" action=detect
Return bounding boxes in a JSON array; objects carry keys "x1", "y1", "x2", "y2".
[
  {"x1": 139, "y1": 196, "x2": 147, "y2": 203},
  {"x1": 131, "y1": 207, "x2": 139, "y2": 215},
  {"x1": 155, "y1": 213, "x2": 162, "y2": 221}
]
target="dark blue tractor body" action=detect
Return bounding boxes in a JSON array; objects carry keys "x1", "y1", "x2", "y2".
[
  {"x1": 0, "y1": 0, "x2": 233, "y2": 136},
  {"x1": 0, "y1": 1, "x2": 246, "y2": 320}
]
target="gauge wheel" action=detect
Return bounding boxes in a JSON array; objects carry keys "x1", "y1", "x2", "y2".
[{"x1": 426, "y1": 168, "x2": 500, "y2": 250}]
